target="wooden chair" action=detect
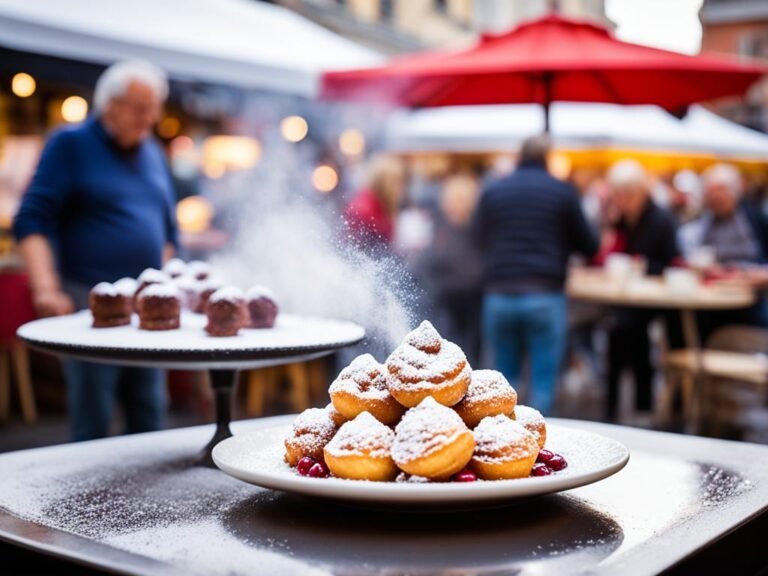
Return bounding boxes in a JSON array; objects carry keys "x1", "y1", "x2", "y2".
[
  {"x1": 244, "y1": 359, "x2": 330, "y2": 417},
  {"x1": 661, "y1": 325, "x2": 768, "y2": 430},
  {"x1": 0, "y1": 271, "x2": 37, "y2": 423}
]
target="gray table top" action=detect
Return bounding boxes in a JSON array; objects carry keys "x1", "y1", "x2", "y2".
[{"x1": 0, "y1": 416, "x2": 766, "y2": 576}]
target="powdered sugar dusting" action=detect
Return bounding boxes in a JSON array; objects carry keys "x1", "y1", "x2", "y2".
[
  {"x1": 515, "y1": 405, "x2": 546, "y2": 444},
  {"x1": 139, "y1": 283, "x2": 181, "y2": 299},
  {"x1": 392, "y1": 397, "x2": 467, "y2": 464},
  {"x1": 114, "y1": 277, "x2": 138, "y2": 296},
  {"x1": 286, "y1": 408, "x2": 338, "y2": 456},
  {"x1": 404, "y1": 320, "x2": 442, "y2": 351},
  {"x1": 186, "y1": 260, "x2": 211, "y2": 278},
  {"x1": 386, "y1": 323, "x2": 469, "y2": 392},
  {"x1": 325, "y1": 412, "x2": 394, "y2": 459},
  {"x1": 163, "y1": 258, "x2": 187, "y2": 276},
  {"x1": 91, "y1": 282, "x2": 118, "y2": 297},
  {"x1": 137, "y1": 268, "x2": 169, "y2": 284},
  {"x1": 472, "y1": 415, "x2": 538, "y2": 463},
  {"x1": 465, "y1": 370, "x2": 517, "y2": 403},
  {"x1": 247, "y1": 285, "x2": 277, "y2": 301},
  {"x1": 210, "y1": 286, "x2": 245, "y2": 304},
  {"x1": 329, "y1": 353, "x2": 391, "y2": 400}
]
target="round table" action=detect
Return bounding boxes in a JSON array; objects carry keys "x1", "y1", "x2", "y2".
[
  {"x1": 566, "y1": 268, "x2": 756, "y2": 430},
  {"x1": 17, "y1": 311, "x2": 365, "y2": 465}
]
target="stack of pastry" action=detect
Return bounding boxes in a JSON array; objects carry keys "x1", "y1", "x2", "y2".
[{"x1": 285, "y1": 320, "x2": 560, "y2": 482}]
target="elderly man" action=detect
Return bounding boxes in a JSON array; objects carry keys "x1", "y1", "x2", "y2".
[
  {"x1": 680, "y1": 163, "x2": 767, "y2": 266},
  {"x1": 13, "y1": 60, "x2": 178, "y2": 441},
  {"x1": 679, "y1": 163, "x2": 768, "y2": 333},
  {"x1": 601, "y1": 160, "x2": 680, "y2": 422},
  {"x1": 475, "y1": 135, "x2": 598, "y2": 415}
]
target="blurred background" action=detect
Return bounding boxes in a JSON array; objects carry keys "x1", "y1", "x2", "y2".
[{"x1": 1, "y1": 0, "x2": 767, "y2": 451}]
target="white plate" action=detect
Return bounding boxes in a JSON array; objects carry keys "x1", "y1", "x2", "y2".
[
  {"x1": 17, "y1": 311, "x2": 365, "y2": 369},
  {"x1": 213, "y1": 424, "x2": 630, "y2": 506}
]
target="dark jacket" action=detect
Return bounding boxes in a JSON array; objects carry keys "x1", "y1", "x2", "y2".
[
  {"x1": 743, "y1": 201, "x2": 768, "y2": 262},
  {"x1": 615, "y1": 199, "x2": 680, "y2": 275},
  {"x1": 474, "y1": 162, "x2": 598, "y2": 293}
]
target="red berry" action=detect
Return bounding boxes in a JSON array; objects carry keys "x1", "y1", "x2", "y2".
[
  {"x1": 297, "y1": 457, "x2": 315, "y2": 476},
  {"x1": 548, "y1": 454, "x2": 568, "y2": 471},
  {"x1": 308, "y1": 462, "x2": 330, "y2": 478},
  {"x1": 531, "y1": 463, "x2": 553, "y2": 476},
  {"x1": 536, "y1": 449, "x2": 555, "y2": 464},
  {"x1": 454, "y1": 469, "x2": 477, "y2": 482}
]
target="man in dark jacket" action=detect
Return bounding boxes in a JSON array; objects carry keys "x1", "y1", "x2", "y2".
[{"x1": 474, "y1": 135, "x2": 598, "y2": 415}]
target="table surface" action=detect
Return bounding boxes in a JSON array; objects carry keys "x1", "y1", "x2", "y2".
[
  {"x1": 0, "y1": 416, "x2": 766, "y2": 576},
  {"x1": 567, "y1": 268, "x2": 755, "y2": 310},
  {"x1": 17, "y1": 311, "x2": 365, "y2": 370}
]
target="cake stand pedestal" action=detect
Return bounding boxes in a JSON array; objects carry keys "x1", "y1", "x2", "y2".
[{"x1": 17, "y1": 312, "x2": 365, "y2": 466}]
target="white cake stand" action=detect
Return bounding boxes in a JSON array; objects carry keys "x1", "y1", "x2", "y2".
[{"x1": 17, "y1": 311, "x2": 365, "y2": 466}]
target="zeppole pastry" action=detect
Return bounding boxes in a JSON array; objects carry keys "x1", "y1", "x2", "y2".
[
  {"x1": 324, "y1": 412, "x2": 398, "y2": 481},
  {"x1": 471, "y1": 415, "x2": 539, "y2": 480},
  {"x1": 386, "y1": 321, "x2": 471, "y2": 407},
  {"x1": 514, "y1": 405, "x2": 547, "y2": 449},
  {"x1": 329, "y1": 353, "x2": 405, "y2": 425},
  {"x1": 454, "y1": 369, "x2": 517, "y2": 429},
  {"x1": 136, "y1": 283, "x2": 181, "y2": 331},
  {"x1": 392, "y1": 397, "x2": 474, "y2": 480},
  {"x1": 284, "y1": 407, "x2": 338, "y2": 467},
  {"x1": 205, "y1": 286, "x2": 248, "y2": 337},
  {"x1": 89, "y1": 281, "x2": 134, "y2": 328},
  {"x1": 246, "y1": 285, "x2": 279, "y2": 328}
]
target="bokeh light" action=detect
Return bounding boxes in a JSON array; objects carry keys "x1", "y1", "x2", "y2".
[
  {"x1": 176, "y1": 195, "x2": 214, "y2": 233},
  {"x1": 312, "y1": 164, "x2": 339, "y2": 193},
  {"x1": 11, "y1": 73, "x2": 36, "y2": 98},
  {"x1": 158, "y1": 116, "x2": 181, "y2": 139},
  {"x1": 61, "y1": 96, "x2": 88, "y2": 123},
  {"x1": 202, "y1": 135, "x2": 261, "y2": 178},
  {"x1": 280, "y1": 115, "x2": 309, "y2": 143},
  {"x1": 339, "y1": 128, "x2": 365, "y2": 156}
]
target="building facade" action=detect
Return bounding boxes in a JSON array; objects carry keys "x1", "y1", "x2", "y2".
[
  {"x1": 273, "y1": 0, "x2": 608, "y2": 53},
  {"x1": 700, "y1": 0, "x2": 768, "y2": 131}
]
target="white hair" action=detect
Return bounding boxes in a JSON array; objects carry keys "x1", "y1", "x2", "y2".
[
  {"x1": 93, "y1": 60, "x2": 169, "y2": 113},
  {"x1": 607, "y1": 159, "x2": 649, "y2": 190},
  {"x1": 702, "y1": 163, "x2": 743, "y2": 199}
]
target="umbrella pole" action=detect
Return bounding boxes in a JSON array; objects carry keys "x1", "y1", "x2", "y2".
[{"x1": 543, "y1": 72, "x2": 552, "y2": 133}]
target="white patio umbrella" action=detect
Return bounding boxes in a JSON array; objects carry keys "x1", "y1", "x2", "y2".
[
  {"x1": 0, "y1": 0, "x2": 381, "y2": 96},
  {"x1": 386, "y1": 102, "x2": 768, "y2": 161}
]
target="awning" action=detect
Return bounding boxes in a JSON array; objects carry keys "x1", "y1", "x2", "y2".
[
  {"x1": 0, "y1": 0, "x2": 381, "y2": 96},
  {"x1": 386, "y1": 103, "x2": 768, "y2": 161}
]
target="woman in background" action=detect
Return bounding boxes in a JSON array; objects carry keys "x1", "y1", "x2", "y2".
[{"x1": 345, "y1": 154, "x2": 405, "y2": 254}]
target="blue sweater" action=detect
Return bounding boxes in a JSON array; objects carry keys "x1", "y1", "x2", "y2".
[
  {"x1": 475, "y1": 163, "x2": 598, "y2": 292},
  {"x1": 13, "y1": 117, "x2": 178, "y2": 287}
]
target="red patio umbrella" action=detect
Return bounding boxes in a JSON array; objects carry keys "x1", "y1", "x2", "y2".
[{"x1": 321, "y1": 13, "x2": 766, "y2": 131}]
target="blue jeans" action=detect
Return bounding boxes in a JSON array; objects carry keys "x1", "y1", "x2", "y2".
[
  {"x1": 63, "y1": 360, "x2": 166, "y2": 441},
  {"x1": 482, "y1": 292, "x2": 567, "y2": 415}
]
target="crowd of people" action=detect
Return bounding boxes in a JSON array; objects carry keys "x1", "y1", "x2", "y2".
[
  {"x1": 10, "y1": 57, "x2": 768, "y2": 441},
  {"x1": 345, "y1": 138, "x2": 768, "y2": 423}
]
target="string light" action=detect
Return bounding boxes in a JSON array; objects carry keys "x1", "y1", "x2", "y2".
[
  {"x1": 281, "y1": 115, "x2": 309, "y2": 143},
  {"x1": 11, "y1": 73, "x2": 36, "y2": 98},
  {"x1": 312, "y1": 164, "x2": 339, "y2": 193},
  {"x1": 61, "y1": 96, "x2": 88, "y2": 123}
]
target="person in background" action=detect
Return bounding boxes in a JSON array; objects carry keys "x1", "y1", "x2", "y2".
[
  {"x1": 419, "y1": 172, "x2": 484, "y2": 365},
  {"x1": 680, "y1": 163, "x2": 767, "y2": 267},
  {"x1": 601, "y1": 160, "x2": 679, "y2": 422},
  {"x1": 679, "y1": 163, "x2": 768, "y2": 333},
  {"x1": 344, "y1": 154, "x2": 405, "y2": 254},
  {"x1": 474, "y1": 135, "x2": 598, "y2": 415},
  {"x1": 13, "y1": 60, "x2": 177, "y2": 441}
]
